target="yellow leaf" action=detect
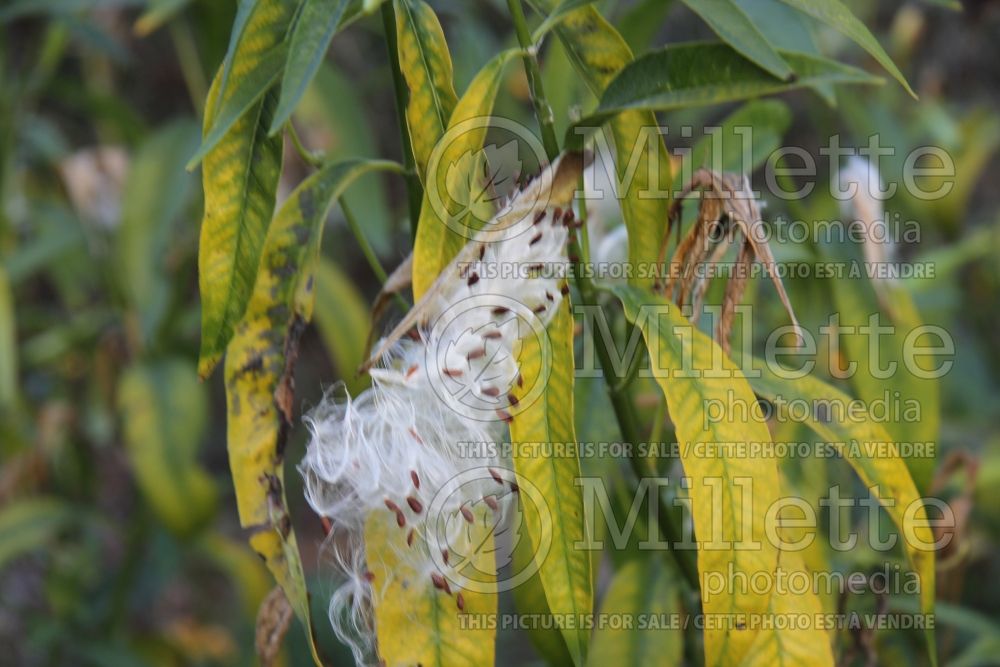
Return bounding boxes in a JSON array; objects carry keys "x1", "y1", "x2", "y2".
[
  {"x1": 394, "y1": 0, "x2": 458, "y2": 182},
  {"x1": 411, "y1": 49, "x2": 519, "y2": 299},
  {"x1": 367, "y1": 509, "x2": 497, "y2": 667},
  {"x1": 198, "y1": 68, "x2": 283, "y2": 378},
  {"x1": 613, "y1": 285, "x2": 781, "y2": 667},
  {"x1": 748, "y1": 363, "x2": 936, "y2": 663},
  {"x1": 224, "y1": 158, "x2": 402, "y2": 666},
  {"x1": 510, "y1": 299, "x2": 593, "y2": 665},
  {"x1": 535, "y1": 2, "x2": 671, "y2": 287}
]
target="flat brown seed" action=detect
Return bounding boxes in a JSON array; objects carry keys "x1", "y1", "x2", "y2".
[
  {"x1": 406, "y1": 496, "x2": 423, "y2": 514},
  {"x1": 460, "y1": 506, "x2": 475, "y2": 523},
  {"x1": 410, "y1": 470, "x2": 420, "y2": 489}
]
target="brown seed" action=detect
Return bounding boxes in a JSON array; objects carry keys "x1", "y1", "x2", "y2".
[
  {"x1": 526, "y1": 262, "x2": 544, "y2": 272},
  {"x1": 442, "y1": 368, "x2": 463, "y2": 378},
  {"x1": 456, "y1": 593, "x2": 465, "y2": 611},
  {"x1": 408, "y1": 428, "x2": 425, "y2": 445},
  {"x1": 431, "y1": 572, "x2": 447, "y2": 591},
  {"x1": 481, "y1": 386, "x2": 500, "y2": 397},
  {"x1": 467, "y1": 272, "x2": 480, "y2": 287},
  {"x1": 533, "y1": 304, "x2": 547, "y2": 314},
  {"x1": 530, "y1": 231, "x2": 543, "y2": 246},
  {"x1": 560, "y1": 284, "x2": 570, "y2": 296},
  {"x1": 406, "y1": 364, "x2": 419, "y2": 379},
  {"x1": 364, "y1": 571, "x2": 376, "y2": 582},
  {"x1": 509, "y1": 482, "x2": 520, "y2": 494},
  {"x1": 442, "y1": 549, "x2": 450, "y2": 565},
  {"x1": 481, "y1": 330, "x2": 502, "y2": 340},
  {"x1": 496, "y1": 409, "x2": 513, "y2": 423},
  {"x1": 562, "y1": 208, "x2": 574, "y2": 224},
  {"x1": 516, "y1": 374, "x2": 524, "y2": 388},
  {"x1": 395, "y1": 510, "x2": 406, "y2": 527},
  {"x1": 407, "y1": 496, "x2": 423, "y2": 514},
  {"x1": 488, "y1": 467, "x2": 504, "y2": 485},
  {"x1": 460, "y1": 505, "x2": 475, "y2": 523},
  {"x1": 533, "y1": 210, "x2": 546, "y2": 224},
  {"x1": 507, "y1": 393, "x2": 519, "y2": 407},
  {"x1": 467, "y1": 348, "x2": 486, "y2": 361},
  {"x1": 410, "y1": 470, "x2": 420, "y2": 489},
  {"x1": 384, "y1": 498, "x2": 400, "y2": 513},
  {"x1": 484, "y1": 495, "x2": 499, "y2": 511},
  {"x1": 545, "y1": 291, "x2": 554, "y2": 301},
  {"x1": 478, "y1": 244, "x2": 486, "y2": 260},
  {"x1": 492, "y1": 306, "x2": 509, "y2": 315},
  {"x1": 406, "y1": 529, "x2": 415, "y2": 547}
]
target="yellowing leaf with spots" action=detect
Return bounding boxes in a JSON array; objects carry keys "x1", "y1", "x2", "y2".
[
  {"x1": 613, "y1": 285, "x2": 780, "y2": 667},
  {"x1": 394, "y1": 0, "x2": 458, "y2": 182},
  {"x1": 510, "y1": 299, "x2": 593, "y2": 665},
  {"x1": 198, "y1": 69, "x2": 283, "y2": 378},
  {"x1": 412, "y1": 49, "x2": 519, "y2": 299},
  {"x1": 224, "y1": 158, "x2": 402, "y2": 666},
  {"x1": 532, "y1": 1, "x2": 671, "y2": 288},
  {"x1": 188, "y1": 0, "x2": 294, "y2": 168}
]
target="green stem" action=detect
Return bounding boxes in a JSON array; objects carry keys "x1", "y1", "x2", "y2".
[
  {"x1": 507, "y1": 0, "x2": 560, "y2": 161},
  {"x1": 287, "y1": 121, "x2": 324, "y2": 168},
  {"x1": 508, "y1": 0, "x2": 697, "y2": 589},
  {"x1": 381, "y1": 2, "x2": 423, "y2": 237}
]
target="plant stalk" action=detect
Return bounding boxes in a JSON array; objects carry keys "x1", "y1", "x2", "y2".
[{"x1": 380, "y1": 2, "x2": 423, "y2": 237}]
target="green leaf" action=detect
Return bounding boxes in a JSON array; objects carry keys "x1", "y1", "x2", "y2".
[
  {"x1": 688, "y1": 99, "x2": 791, "y2": 176},
  {"x1": 531, "y1": 0, "x2": 598, "y2": 41},
  {"x1": 510, "y1": 301, "x2": 593, "y2": 665},
  {"x1": 586, "y1": 558, "x2": 683, "y2": 666},
  {"x1": 312, "y1": 257, "x2": 371, "y2": 395},
  {"x1": 0, "y1": 266, "x2": 16, "y2": 409},
  {"x1": 187, "y1": 0, "x2": 296, "y2": 169},
  {"x1": 574, "y1": 42, "x2": 882, "y2": 129},
  {"x1": 223, "y1": 157, "x2": 402, "y2": 666},
  {"x1": 394, "y1": 0, "x2": 459, "y2": 182},
  {"x1": 411, "y1": 49, "x2": 518, "y2": 299},
  {"x1": 777, "y1": 0, "x2": 916, "y2": 97},
  {"x1": 0, "y1": 498, "x2": 74, "y2": 569},
  {"x1": 679, "y1": 0, "x2": 794, "y2": 79},
  {"x1": 535, "y1": 2, "x2": 671, "y2": 288},
  {"x1": 119, "y1": 360, "x2": 216, "y2": 537},
  {"x1": 198, "y1": 70, "x2": 283, "y2": 379},
  {"x1": 612, "y1": 284, "x2": 782, "y2": 667},
  {"x1": 270, "y1": 0, "x2": 351, "y2": 133},
  {"x1": 118, "y1": 120, "x2": 200, "y2": 346},
  {"x1": 747, "y1": 363, "x2": 937, "y2": 664}
]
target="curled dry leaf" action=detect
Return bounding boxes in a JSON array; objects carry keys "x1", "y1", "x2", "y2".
[{"x1": 658, "y1": 167, "x2": 802, "y2": 356}]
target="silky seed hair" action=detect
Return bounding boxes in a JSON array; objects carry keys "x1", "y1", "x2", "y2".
[{"x1": 299, "y1": 153, "x2": 585, "y2": 665}]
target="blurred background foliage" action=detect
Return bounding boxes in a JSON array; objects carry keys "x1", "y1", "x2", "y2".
[{"x1": 0, "y1": 0, "x2": 999, "y2": 665}]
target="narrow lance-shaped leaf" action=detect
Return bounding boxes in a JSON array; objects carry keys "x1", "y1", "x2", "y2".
[
  {"x1": 198, "y1": 69, "x2": 283, "y2": 378},
  {"x1": 612, "y1": 284, "x2": 781, "y2": 667},
  {"x1": 394, "y1": 0, "x2": 459, "y2": 182},
  {"x1": 777, "y1": 0, "x2": 916, "y2": 97},
  {"x1": 411, "y1": 49, "x2": 518, "y2": 299},
  {"x1": 572, "y1": 42, "x2": 882, "y2": 131},
  {"x1": 119, "y1": 360, "x2": 217, "y2": 536},
  {"x1": 586, "y1": 558, "x2": 684, "y2": 666},
  {"x1": 510, "y1": 300, "x2": 593, "y2": 666},
  {"x1": 269, "y1": 0, "x2": 351, "y2": 133},
  {"x1": 224, "y1": 158, "x2": 402, "y2": 666},
  {"x1": 0, "y1": 498, "x2": 75, "y2": 570},
  {"x1": 748, "y1": 361, "x2": 937, "y2": 664},
  {"x1": 740, "y1": 549, "x2": 834, "y2": 667},
  {"x1": 187, "y1": 0, "x2": 296, "y2": 168},
  {"x1": 532, "y1": 1, "x2": 672, "y2": 289},
  {"x1": 679, "y1": 0, "x2": 793, "y2": 79}
]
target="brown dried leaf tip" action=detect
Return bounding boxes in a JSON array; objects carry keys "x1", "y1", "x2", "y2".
[{"x1": 659, "y1": 168, "x2": 802, "y2": 356}]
